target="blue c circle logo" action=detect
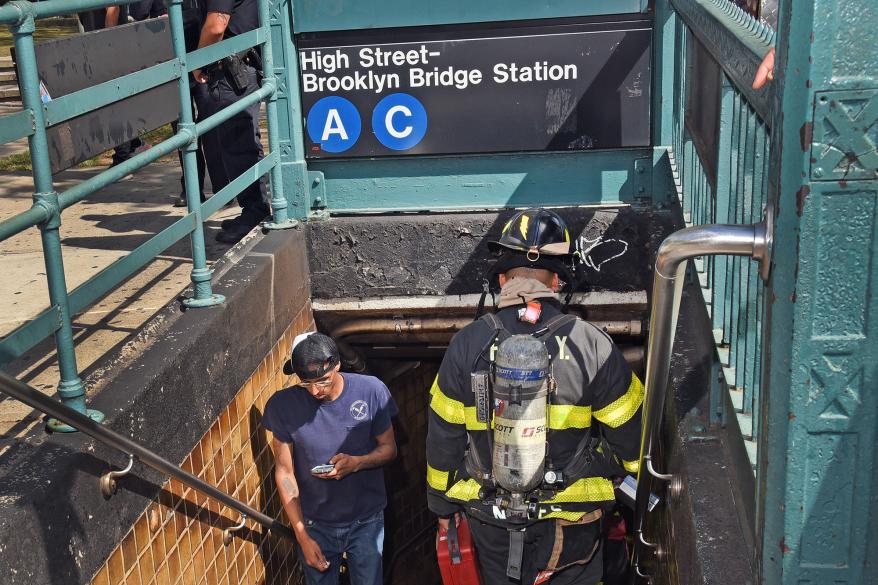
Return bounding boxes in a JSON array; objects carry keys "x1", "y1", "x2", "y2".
[
  {"x1": 306, "y1": 96, "x2": 361, "y2": 153},
  {"x1": 371, "y1": 93, "x2": 428, "y2": 151}
]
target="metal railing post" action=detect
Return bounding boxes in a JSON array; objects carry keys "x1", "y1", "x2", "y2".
[
  {"x1": 167, "y1": 0, "x2": 225, "y2": 308},
  {"x1": 9, "y1": 1, "x2": 104, "y2": 429},
  {"x1": 264, "y1": 0, "x2": 312, "y2": 220},
  {"x1": 259, "y1": 0, "x2": 297, "y2": 230},
  {"x1": 633, "y1": 215, "x2": 772, "y2": 572}
]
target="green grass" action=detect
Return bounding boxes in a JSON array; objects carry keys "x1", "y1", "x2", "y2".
[
  {"x1": 0, "y1": 151, "x2": 31, "y2": 171},
  {"x1": 143, "y1": 124, "x2": 175, "y2": 145},
  {"x1": 0, "y1": 18, "x2": 81, "y2": 58},
  {"x1": 0, "y1": 124, "x2": 178, "y2": 171}
]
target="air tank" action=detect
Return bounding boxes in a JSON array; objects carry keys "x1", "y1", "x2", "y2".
[{"x1": 492, "y1": 334, "x2": 549, "y2": 493}]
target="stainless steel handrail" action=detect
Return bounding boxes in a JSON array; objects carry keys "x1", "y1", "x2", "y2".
[
  {"x1": 633, "y1": 214, "x2": 772, "y2": 573},
  {"x1": 0, "y1": 370, "x2": 293, "y2": 541}
]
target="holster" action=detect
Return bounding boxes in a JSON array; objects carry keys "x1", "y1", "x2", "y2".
[{"x1": 221, "y1": 53, "x2": 250, "y2": 94}]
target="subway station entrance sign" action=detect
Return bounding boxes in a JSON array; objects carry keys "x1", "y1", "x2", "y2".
[{"x1": 296, "y1": 17, "x2": 651, "y2": 158}]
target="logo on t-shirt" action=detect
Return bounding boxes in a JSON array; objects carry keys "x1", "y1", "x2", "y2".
[{"x1": 350, "y1": 400, "x2": 369, "y2": 421}]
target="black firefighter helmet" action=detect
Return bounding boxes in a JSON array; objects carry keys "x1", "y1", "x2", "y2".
[
  {"x1": 476, "y1": 208, "x2": 580, "y2": 316},
  {"x1": 489, "y1": 208, "x2": 573, "y2": 260}
]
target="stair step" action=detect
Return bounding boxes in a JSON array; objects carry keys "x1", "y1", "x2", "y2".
[
  {"x1": 744, "y1": 439, "x2": 758, "y2": 474},
  {"x1": 728, "y1": 383, "x2": 742, "y2": 410},
  {"x1": 0, "y1": 71, "x2": 16, "y2": 82},
  {"x1": 0, "y1": 87, "x2": 20, "y2": 99},
  {"x1": 0, "y1": 105, "x2": 22, "y2": 118},
  {"x1": 713, "y1": 328, "x2": 724, "y2": 344},
  {"x1": 718, "y1": 346, "x2": 730, "y2": 366},
  {"x1": 736, "y1": 411, "x2": 753, "y2": 438},
  {"x1": 0, "y1": 57, "x2": 14, "y2": 72},
  {"x1": 698, "y1": 271, "x2": 708, "y2": 289}
]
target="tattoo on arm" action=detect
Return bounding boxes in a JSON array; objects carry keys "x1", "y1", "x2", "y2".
[{"x1": 281, "y1": 477, "x2": 299, "y2": 500}]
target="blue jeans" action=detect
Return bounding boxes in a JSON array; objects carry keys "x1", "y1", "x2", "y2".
[{"x1": 298, "y1": 510, "x2": 385, "y2": 585}]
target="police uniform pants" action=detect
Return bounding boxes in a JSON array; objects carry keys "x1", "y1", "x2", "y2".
[
  {"x1": 192, "y1": 65, "x2": 269, "y2": 224},
  {"x1": 467, "y1": 515, "x2": 602, "y2": 585}
]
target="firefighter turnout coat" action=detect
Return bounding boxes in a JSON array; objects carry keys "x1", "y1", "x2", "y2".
[{"x1": 426, "y1": 300, "x2": 644, "y2": 524}]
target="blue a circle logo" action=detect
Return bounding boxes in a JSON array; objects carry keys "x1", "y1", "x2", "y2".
[
  {"x1": 372, "y1": 93, "x2": 428, "y2": 151},
  {"x1": 306, "y1": 96, "x2": 361, "y2": 153}
]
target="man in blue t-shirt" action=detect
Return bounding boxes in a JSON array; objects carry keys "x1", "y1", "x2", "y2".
[{"x1": 262, "y1": 332, "x2": 398, "y2": 585}]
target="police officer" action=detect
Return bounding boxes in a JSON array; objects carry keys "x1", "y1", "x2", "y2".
[
  {"x1": 192, "y1": 0, "x2": 270, "y2": 244},
  {"x1": 426, "y1": 208, "x2": 644, "y2": 584}
]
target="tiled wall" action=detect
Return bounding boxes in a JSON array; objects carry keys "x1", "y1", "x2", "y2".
[
  {"x1": 89, "y1": 303, "x2": 444, "y2": 585},
  {"x1": 89, "y1": 303, "x2": 314, "y2": 585}
]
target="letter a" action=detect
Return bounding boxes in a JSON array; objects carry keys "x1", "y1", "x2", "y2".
[{"x1": 321, "y1": 109, "x2": 348, "y2": 141}]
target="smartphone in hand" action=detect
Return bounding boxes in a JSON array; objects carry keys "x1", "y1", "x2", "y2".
[{"x1": 311, "y1": 464, "x2": 335, "y2": 475}]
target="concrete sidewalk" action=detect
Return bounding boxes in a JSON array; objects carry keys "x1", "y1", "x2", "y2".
[{"x1": 0, "y1": 158, "x2": 245, "y2": 447}]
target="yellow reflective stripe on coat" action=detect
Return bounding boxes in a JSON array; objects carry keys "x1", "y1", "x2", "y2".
[
  {"x1": 623, "y1": 459, "x2": 640, "y2": 473},
  {"x1": 544, "y1": 477, "x2": 615, "y2": 503},
  {"x1": 446, "y1": 479, "x2": 481, "y2": 501},
  {"x1": 464, "y1": 404, "x2": 591, "y2": 431},
  {"x1": 540, "y1": 511, "x2": 585, "y2": 521},
  {"x1": 593, "y1": 374, "x2": 644, "y2": 429},
  {"x1": 548, "y1": 404, "x2": 592, "y2": 429},
  {"x1": 464, "y1": 407, "x2": 496, "y2": 430},
  {"x1": 429, "y1": 377, "x2": 465, "y2": 425},
  {"x1": 427, "y1": 464, "x2": 451, "y2": 492}
]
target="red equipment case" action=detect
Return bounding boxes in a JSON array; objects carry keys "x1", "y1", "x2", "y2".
[{"x1": 437, "y1": 516, "x2": 483, "y2": 585}]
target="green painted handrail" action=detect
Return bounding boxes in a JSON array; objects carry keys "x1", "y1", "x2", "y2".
[
  {"x1": 0, "y1": 0, "x2": 294, "y2": 429},
  {"x1": 0, "y1": 108, "x2": 35, "y2": 145}
]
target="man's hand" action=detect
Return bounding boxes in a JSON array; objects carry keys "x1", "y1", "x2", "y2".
[
  {"x1": 192, "y1": 70, "x2": 209, "y2": 84},
  {"x1": 194, "y1": 12, "x2": 232, "y2": 85},
  {"x1": 322, "y1": 453, "x2": 361, "y2": 480},
  {"x1": 437, "y1": 513, "x2": 461, "y2": 532},
  {"x1": 298, "y1": 535, "x2": 330, "y2": 572},
  {"x1": 105, "y1": 6, "x2": 120, "y2": 28},
  {"x1": 317, "y1": 426, "x2": 397, "y2": 480},
  {"x1": 752, "y1": 47, "x2": 776, "y2": 89}
]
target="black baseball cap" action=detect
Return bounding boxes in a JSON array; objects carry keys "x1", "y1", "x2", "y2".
[{"x1": 283, "y1": 332, "x2": 340, "y2": 379}]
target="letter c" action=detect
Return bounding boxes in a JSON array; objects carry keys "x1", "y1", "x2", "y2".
[
  {"x1": 372, "y1": 93, "x2": 427, "y2": 151},
  {"x1": 385, "y1": 105, "x2": 413, "y2": 139}
]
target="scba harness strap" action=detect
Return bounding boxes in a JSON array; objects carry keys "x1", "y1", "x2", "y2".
[
  {"x1": 461, "y1": 311, "x2": 612, "y2": 580},
  {"x1": 464, "y1": 312, "x2": 602, "y2": 506}
]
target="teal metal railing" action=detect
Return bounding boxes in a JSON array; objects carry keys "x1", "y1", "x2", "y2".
[
  {"x1": 0, "y1": 0, "x2": 297, "y2": 429},
  {"x1": 665, "y1": 0, "x2": 774, "y2": 484}
]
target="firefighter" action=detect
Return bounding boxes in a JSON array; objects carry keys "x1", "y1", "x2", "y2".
[{"x1": 426, "y1": 208, "x2": 644, "y2": 584}]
